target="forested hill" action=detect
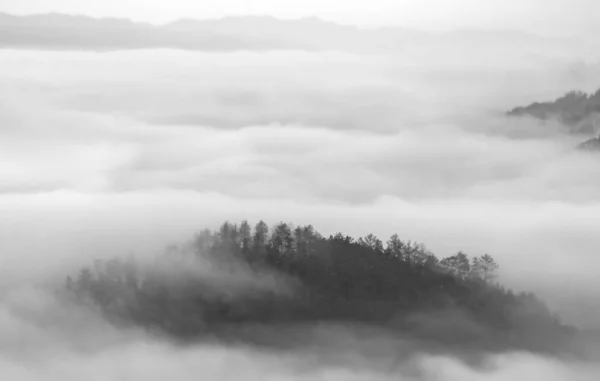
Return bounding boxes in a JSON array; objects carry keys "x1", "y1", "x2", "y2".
[
  {"x1": 507, "y1": 89, "x2": 600, "y2": 136},
  {"x1": 63, "y1": 220, "x2": 576, "y2": 356}
]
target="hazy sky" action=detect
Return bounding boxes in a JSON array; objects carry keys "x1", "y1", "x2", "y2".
[{"x1": 0, "y1": 0, "x2": 597, "y2": 37}]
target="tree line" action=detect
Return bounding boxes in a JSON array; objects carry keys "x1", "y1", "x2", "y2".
[{"x1": 507, "y1": 88, "x2": 600, "y2": 134}]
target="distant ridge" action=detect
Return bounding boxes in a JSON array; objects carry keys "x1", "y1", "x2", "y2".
[
  {"x1": 578, "y1": 135, "x2": 600, "y2": 151},
  {"x1": 507, "y1": 89, "x2": 600, "y2": 150},
  {"x1": 0, "y1": 12, "x2": 571, "y2": 53}
]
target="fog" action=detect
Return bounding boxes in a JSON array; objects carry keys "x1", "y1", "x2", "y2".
[{"x1": 1, "y1": 27, "x2": 600, "y2": 379}]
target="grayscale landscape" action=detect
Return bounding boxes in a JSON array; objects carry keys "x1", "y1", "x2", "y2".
[{"x1": 1, "y1": 1, "x2": 599, "y2": 380}]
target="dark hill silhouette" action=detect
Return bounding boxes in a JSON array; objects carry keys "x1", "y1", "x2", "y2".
[
  {"x1": 507, "y1": 89, "x2": 600, "y2": 141},
  {"x1": 578, "y1": 135, "x2": 600, "y2": 150},
  {"x1": 63, "y1": 220, "x2": 578, "y2": 358}
]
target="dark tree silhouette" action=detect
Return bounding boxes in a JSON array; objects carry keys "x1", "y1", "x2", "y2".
[
  {"x1": 63, "y1": 219, "x2": 577, "y2": 355},
  {"x1": 440, "y1": 251, "x2": 471, "y2": 279},
  {"x1": 472, "y1": 254, "x2": 499, "y2": 282},
  {"x1": 358, "y1": 233, "x2": 384, "y2": 254},
  {"x1": 507, "y1": 87, "x2": 600, "y2": 142}
]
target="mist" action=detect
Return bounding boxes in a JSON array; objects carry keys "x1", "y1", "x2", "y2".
[{"x1": 1, "y1": 17, "x2": 600, "y2": 380}]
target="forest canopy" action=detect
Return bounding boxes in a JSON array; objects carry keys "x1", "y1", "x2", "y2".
[
  {"x1": 507, "y1": 88, "x2": 600, "y2": 135},
  {"x1": 63, "y1": 220, "x2": 576, "y2": 356}
]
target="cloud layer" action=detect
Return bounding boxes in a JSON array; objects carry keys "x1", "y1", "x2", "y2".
[
  {"x1": 1, "y1": 31, "x2": 600, "y2": 379},
  {"x1": 1, "y1": 46, "x2": 600, "y2": 326}
]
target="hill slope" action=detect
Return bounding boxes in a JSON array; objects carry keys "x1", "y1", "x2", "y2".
[
  {"x1": 507, "y1": 89, "x2": 600, "y2": 135},
  {"x1": 63, "y1": 220, "x2": 577, "y2": 357}
]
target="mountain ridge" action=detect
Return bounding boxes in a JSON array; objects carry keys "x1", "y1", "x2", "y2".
[
  {"x1": 506, "y1": 88, "x2": 600, "y2": 150},
  {"x1": 0, "y1": 11, "x2": 574, "y2": 53}
]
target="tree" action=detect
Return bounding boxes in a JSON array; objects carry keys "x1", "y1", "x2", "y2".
[
  {"x1": 228, "y1": 223, "x2": 240, "y2": 246},
  {"x1": 217, "y1": 221, "x2": 231, "y2": 243},
  {"x1": 385, "y1": 234, "x2": 405, "y2": 260},
  {"x1": 471, "y1": 254, "x2": 499, "y2": 282},
  {"x1": 267, "y1": 222, "x2": 295, "y2": 256},
  {"x1": 252, "y1": 220, "x2": 269, "y2": 256},
  {"x1": 217, "y1": 221, "x2": 239, "y2": 248},
  {"x1": 194, "y1": 228, "x2": 215, "y2": 255},
  {"x1": 455, "y1": 251, "x2": 471, "y2": 278},
  {"x1": 358, "y1": 234, "x2": 384, "y2": 253},
  {"x1": 330, "y1": 233, "x2": 354, "y2": 245},
  {"x1": 440, "y1": 251, "x2": 470, "y2": 279},
  {"x1": 424, "y1": 254, "x2": 440, "y2": 268},
  {"x1": 239, "y1": 220, "x2": 252, "y2": 252},
  {"x1": 406, "y1": 242, "x2": 433, "y2": 266},
  {"x1": 294, "y1": 226, "x2": 307, "y2": 256}
]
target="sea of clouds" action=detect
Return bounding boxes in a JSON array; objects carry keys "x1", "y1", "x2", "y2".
[{"x1": 1, "y1": 35, "x2": 600, "y2": 379}]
